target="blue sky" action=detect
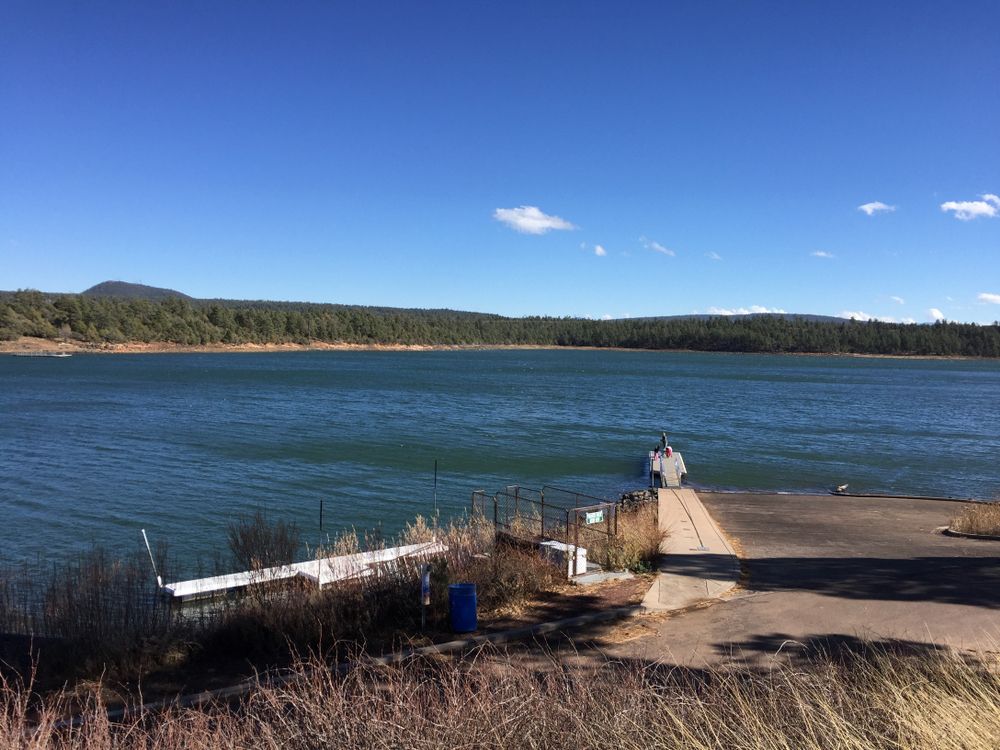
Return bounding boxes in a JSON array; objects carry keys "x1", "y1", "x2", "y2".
[{"x1": 2, "y1": 2, "x2": 998, "y2": 323}]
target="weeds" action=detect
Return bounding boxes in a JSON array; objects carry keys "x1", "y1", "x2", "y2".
[
  {"x1": 5, "y1": 644, "x2": 1000, "y2": 749},
  {"x1": 592, "y1": 502, "x2": 665, "y2": 572},
  {"x1": 950, "y1": 502, "x2": 1000, "y2": 536}
]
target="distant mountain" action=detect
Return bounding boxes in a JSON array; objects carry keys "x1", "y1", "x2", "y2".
[{"x1": 82, "y1": 281, "x2": 191, "y2": 300}]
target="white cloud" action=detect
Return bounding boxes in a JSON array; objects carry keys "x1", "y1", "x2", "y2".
[
  {"x1": 978, "y1": 292, "x2": 1000, "y2": 304},
  {"x1": 940, "y1": 194, "x2": 999, "y2": 221},
  {"x1": 839, "y1": 311, "x2": 902, "y2": 323},
  {"x1": 929, "y1": 308, "x2": 945, "y2": 321},
  {"x1": 858, "y1": 201, "x2": 896, "y2": 216},
  {"x1": 594, "y1": 244, "x2": 607, "y2": 257},
  {"x1": 840, "y1": 310, "x2": 876, "y2": 321},
  {"x1": 493, "y1": 205, "x2": 577, "y2": 234},
  {"x1": 890, "y1": 295, "x2": 905, "y2": 305},
  {"x1": 811, "y1": 250, "x2": 835, "y2": 259},
  {"x1": 706, "y1": 251, "x2": 722, "y2": 261},
  {"x1": 901, "y1": 317, "x2": 916, "y2": 324},
  {"x1": 640, "y1": 236, "x2": 676, "y2": 257},
  {"x1": 707, "y1": 305, "x2": 787, "y2": 315},
  {"x1": 601, "y1": 314, "x2": 613, "y2": 320}
]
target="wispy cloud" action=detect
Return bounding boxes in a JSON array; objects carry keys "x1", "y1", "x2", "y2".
[
  {"x1": 890, "y1": 295, "x2": 905, "y2": 305},
  {"x1": 640, "y1": 236, "x2": 676, "y2": 257},
  {"x1": 811, "y1": 250, "x2": 835, "y2": 259},
  {"x1": 929, "y1": 308, "x2": 945, "y2": 321},
  {"x1": 901, "y1": 317, "x2": 916, "y2": 324},
  {"x1": 594, "y1": 244, "x2": 607, "y2": 257},
  {"x1": 705, "y1": 251, "x2": 722, "y2": 261},
  {"x1": 940, "y1": 194, "x2": 999, "y2": 221},
  {"x1": 601, "y1": 314, "x2": 613, "y2": 320},
  {"x1": 858, "y1": 201, "x2": 896, "y2": 216},
  {"x1": 707, "y1": 305, "x2": 787, "y2": 315},
  {"x1": 978, "y1": 292, "x2": 1000, "y2": 304},
  {"x1": 493, "y1": 205, "x2": 577, "y2": 234}
]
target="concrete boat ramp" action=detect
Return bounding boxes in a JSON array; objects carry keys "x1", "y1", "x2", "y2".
[{"x1": 161, "y1": 540, "x2": 446, "y2": 602}]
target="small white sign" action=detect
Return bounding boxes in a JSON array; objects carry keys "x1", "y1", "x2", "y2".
[{"x1": 585, "y1": 510, "x2": 605, "y2": 525}]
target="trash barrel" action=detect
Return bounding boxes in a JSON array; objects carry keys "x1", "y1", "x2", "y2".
[{"x1": 448, "y1": 583, "x2": 477, "y2": 633}]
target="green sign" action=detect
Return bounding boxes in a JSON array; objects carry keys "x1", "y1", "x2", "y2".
[{"x1": 585, "y1": 510, "x2": 605, "y2": 525}]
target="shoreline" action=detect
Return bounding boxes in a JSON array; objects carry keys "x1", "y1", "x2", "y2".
[{"x1": 0, "y1": 336, "x2": 989, "y2": 360}]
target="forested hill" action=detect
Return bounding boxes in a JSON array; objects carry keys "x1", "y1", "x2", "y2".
[
  {"x1": 1, "y1": 290, "x2": 998, "y2": 357},
  {"x1": 81, "y1": 281, "x2": 192, "y2": 300}
]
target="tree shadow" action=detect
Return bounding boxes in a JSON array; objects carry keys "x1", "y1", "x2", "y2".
[{"x1": 662, "y1": 552, "x2": 1000, "y2": 607}]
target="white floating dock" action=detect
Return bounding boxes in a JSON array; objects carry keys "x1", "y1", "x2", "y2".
[
  {"x1": 649, "y1": 451, "x2": 687, "y2": 488},
  {"x1": 161, "y1": 540, "x2": 447, "y2": 601}
]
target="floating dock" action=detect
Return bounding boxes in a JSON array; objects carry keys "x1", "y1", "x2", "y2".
[
  {"x1": 160, "y1": 540, "x2": 446, "y2": 602},
  {"x1": 648, "y1": 451, "x2": 687, "y2": 488}
]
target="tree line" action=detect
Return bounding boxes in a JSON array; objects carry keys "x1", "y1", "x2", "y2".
[{"x1": 2, "y1": 290, "x2": 999, "y2": 357}]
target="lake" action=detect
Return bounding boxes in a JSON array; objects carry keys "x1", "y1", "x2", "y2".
[{"x1": 1, "y1": 350, "x2": 998, "y2": 569}]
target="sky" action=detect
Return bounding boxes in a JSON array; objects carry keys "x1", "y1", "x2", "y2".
[{"x1": 2, "y1": 2, "x2": 998, "y2": 323}]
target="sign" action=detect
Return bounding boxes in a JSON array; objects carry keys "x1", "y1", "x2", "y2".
[
  {"x1": 585, "y1": 510, "x2": 605, "y2": 525},
  {"x1": 420, "y1": 564, "x2": 431, "y2": 606}
]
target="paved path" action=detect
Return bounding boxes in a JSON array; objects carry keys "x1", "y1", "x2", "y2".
[
  {"x1": 641, "y1": 488, "x2": 739, "y2": 611},
  {"x1": 608, "y1": 493, "x2": 1000, "y2": 668}
]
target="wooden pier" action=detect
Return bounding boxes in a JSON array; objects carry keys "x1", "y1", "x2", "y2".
[{"x1": 649, "y1": 451, "x2": 687, "y2": 488}]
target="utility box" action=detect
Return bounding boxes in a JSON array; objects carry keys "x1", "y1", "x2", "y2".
[{"x1": 539, "y1": 540, "x2": 588, "y2": 578}]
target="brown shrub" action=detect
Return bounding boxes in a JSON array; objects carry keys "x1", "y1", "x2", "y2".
[{"x1": 950, "y1": 503, "x2": 1000, "y2": 536}]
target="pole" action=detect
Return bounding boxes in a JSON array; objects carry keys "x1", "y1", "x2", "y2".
[
  {"x1": 433, "y1": 459, "x2": 438, "y2": 516},
  {"x1": 319, "y1": 498, "x2": 324, "y2": 532},
  {"x1": 141, "y1": 529, "x2": 163, "y2": 588}
]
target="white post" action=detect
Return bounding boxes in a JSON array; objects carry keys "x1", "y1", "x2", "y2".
[{"x1": 141, "y1": 529, "x2": 163, "y2": 588}]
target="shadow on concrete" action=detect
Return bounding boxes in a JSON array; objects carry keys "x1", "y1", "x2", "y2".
[
  {"x1": 707, "y1": 632, "x2": 952, "y2": 667},
  {"x1": 662, "y1": 553, "x2": 1000, "y2": 608}
]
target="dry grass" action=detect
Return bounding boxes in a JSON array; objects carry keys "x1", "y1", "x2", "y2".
[
  {"x1": 591, "y1": 502, "x2": 666, "y2": 572},
  {"x1": 4, "y1": 644, "x2": 999, "y2": 749},
  {"x1": 950, "y1": 503, "x2": 1000, "y2": 536},
  {"x1": 0, "y1": 513, "x2": 563, "y2": 693}
]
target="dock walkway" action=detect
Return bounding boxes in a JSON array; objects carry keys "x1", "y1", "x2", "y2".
[
  {"x1": 648, "y1": 451, "x2": 687, "y2": 488},
  {"x1": 161, "y1": 540, "x2": 446, "y2": 601}
]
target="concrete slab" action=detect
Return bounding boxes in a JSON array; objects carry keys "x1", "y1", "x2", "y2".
[
  {"x1": 612, "y1": 493, "x2": 1000, "y2": 668},
  {"x1": 640, "y1": 488, "x2": 740, "y2": 611},
  {"x1": 572, "y1": 570, "x2": 634, "y2": 586}
]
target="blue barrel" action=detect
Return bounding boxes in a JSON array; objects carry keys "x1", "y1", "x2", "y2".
[{"x1": 448, "y1": 583, "x2": 478, "y2": 633}]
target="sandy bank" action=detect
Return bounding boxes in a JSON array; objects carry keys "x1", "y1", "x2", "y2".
[{"x1": 0, "y1": 336, "x2": 984, "y2": 359}]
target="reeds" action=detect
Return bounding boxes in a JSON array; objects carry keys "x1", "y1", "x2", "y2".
[
  {"x1": 592, "y1": 502, "x2": 665, "y2": 572},
  {"x1": 5, "y1": 644, "x2": 999, "y2": 749},
  {"x1": 950, "y1": 502, "x2": 1000, "y2": 536},
  {"x1": 0, "y1": 512, "x2": 562, "y2": 691}
]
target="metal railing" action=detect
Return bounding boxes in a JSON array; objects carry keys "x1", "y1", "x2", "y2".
[{"x1": 470, "y1": 484, "x2": 620, "y2": 570}]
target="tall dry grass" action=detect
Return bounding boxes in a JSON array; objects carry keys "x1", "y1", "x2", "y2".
[
  {"x1": 950, "y1": 502, "x2": 1000, "y2": 536},
  {"x1": 5, "y1": 644, "x2": 999, "y2": 749},
  {"x1": 0, "y1": 512, "x2": 564, "y2": 691},
  {"x1": 597, "y1": 502, "x2": 665, "y2": 572}
]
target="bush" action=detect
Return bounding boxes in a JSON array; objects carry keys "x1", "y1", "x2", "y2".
[
  {"x1": 228, "y1": 510, "x2": 303, "y2": 571},
  {"x1": 950, "y1": 503, "x2": 1000, "y2": 536},
  {"x1": 588, "y1": 502, "x2": 665, "y2": 572}
]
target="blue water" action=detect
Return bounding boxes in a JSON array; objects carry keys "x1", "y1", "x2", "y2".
[{"x1": 1, "y1": 350, "x2": 998, "y2": 568}]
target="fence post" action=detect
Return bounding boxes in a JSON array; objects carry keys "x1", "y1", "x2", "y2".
[
  {"x1": 540, "y1": 492, "x2": 545, "y2": 538},
  {"x1": 493, "y1": 493, "x2": 498, "y2": 530},
  {"x1": 606, "y1": 504, "x2": 613, "y2": 569},
  {"x1": 573, "y1": 510, "x2": 580, "y2": 576}
]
